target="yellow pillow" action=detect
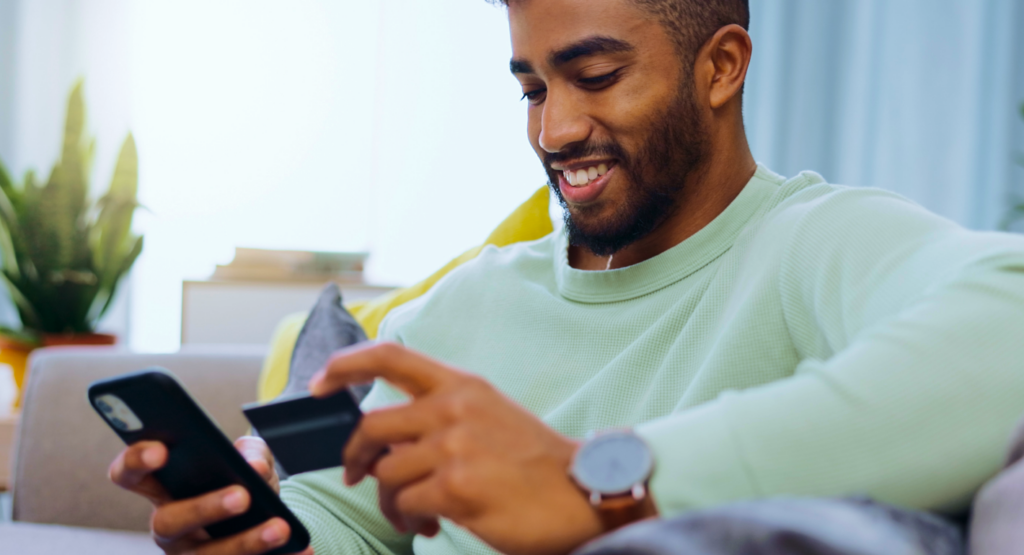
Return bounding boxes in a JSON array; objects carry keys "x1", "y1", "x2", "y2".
[{"x1": 257, "y1": 186, "x2": 553, "y2": 401}]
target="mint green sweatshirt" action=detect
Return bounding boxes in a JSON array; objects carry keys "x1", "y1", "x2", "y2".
[{"x1": 281, "y1": 166, "x2": 1024, "y2": 555}]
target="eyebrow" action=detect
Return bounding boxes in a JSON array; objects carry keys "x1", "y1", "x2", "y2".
[{"x1": 510, "y1": 36, "x2": 636, "y2": 75}]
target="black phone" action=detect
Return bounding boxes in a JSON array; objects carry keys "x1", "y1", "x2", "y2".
[{"x1": 88, "y1": 368, "x2": 311, "y2": 555}]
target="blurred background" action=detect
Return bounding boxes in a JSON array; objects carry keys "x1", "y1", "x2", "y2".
[{"x1": 0, "y1": 0, "x2": 1022, "y2": 353}]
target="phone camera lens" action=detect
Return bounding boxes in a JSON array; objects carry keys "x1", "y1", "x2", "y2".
[
  {"x1": 96, "y1": 400, "x2": 113, "y2": 413},
  {"x1": 109, "y1": 417, "x2": 128, "y2": 431}
]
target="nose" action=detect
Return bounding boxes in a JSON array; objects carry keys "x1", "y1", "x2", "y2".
[{"x1": 538, "y1": 90, "x2": 591, "y2": 154}]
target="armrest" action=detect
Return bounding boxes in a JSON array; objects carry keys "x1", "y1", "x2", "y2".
[{"x1": 11, "y1": 347, "x2": 265, "y2": 532}]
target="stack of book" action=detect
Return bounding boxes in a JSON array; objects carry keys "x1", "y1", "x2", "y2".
[{"x1": 211, "y1": 247, "x2": 368, "y2": 283}]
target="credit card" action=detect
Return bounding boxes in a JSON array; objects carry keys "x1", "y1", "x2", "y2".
[{"x1": 242, "y1": 390, "x2": 362, "y2": 476}]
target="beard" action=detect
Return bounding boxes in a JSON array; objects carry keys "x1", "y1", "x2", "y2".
[{"x1": 544, "y1": 75, "x2": 709, "y2": 257}]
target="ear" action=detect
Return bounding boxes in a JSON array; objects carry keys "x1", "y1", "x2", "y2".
[{"x1": 697, "y1": 24, "x2": 752, "y2": 110}]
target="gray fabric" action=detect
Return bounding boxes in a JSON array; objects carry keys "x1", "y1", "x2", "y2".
[
  {"x1": 969, "y1": 415, "x2": 1024, "y2": 555},
  {"x1": 0, "y1": 522, "x2": 162, "y2": 555},
  {"x1": 574, "y1": 498, "x2": 963, "y2": 555},
  {"x1": 12, "y1": 347, "x2": 264, "y2": 532},
  {"x1": 268, "y1": 283, "x2": 369, "y2": 480},
  {"x1": 285, "y1": 283, "x2": 369, "y2": 401}
]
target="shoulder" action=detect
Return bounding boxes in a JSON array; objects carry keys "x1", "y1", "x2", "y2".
[{"x1": 750, "y1": 172, "x2": 966, "y2": 265}]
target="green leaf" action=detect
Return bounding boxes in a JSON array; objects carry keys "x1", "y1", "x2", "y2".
[
  {"x1": 0, "y1": 326, "x2": 40, "y2": 347},
  {"x1": 89, "y1": 235, "x2": 142, "y2": 324},
  {"x1": 1, "y1": 271, "x2": 42, "y2": 331},
  {"x1": 0, "y1": 158, "x2": 18, "y2": 208},
  {"x1": 92, "y1": 135, "x2": 138, "y2": 276}
]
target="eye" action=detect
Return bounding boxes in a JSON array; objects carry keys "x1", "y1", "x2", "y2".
[
  {"x1": 578, "y1": 68, "x2": 623, "y2": 88},
  {"x1": 520, "y1": 88, "x2": 547, "y2": 105}
]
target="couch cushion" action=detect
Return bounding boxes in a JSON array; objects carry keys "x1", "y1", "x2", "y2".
[
  {"x1": 0, "y1": 522, "x2": 162, "y2": 555},
  {"x1": 12, "y1": 347, "x2": 264, "y2": 532},
  {"x1": 257, "y1": 185, "x2": 554, "y2": 402}
]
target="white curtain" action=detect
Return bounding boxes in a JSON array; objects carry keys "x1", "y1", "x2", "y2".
[{"x1": 745, "y1": 0, "x2": 1024, "y2": 229}]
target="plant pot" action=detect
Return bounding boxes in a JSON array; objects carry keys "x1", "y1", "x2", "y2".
[
  {"x1": 1, "y1": 333, "x2": 117, "y2": 410},
  {"x1": 0, "y1": 335, "x2": 34, "y2": 411},
  {"x1": 41, "y1": 333, "x2": 117, "y2": 347}
]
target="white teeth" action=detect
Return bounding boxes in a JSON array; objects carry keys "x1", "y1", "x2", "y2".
[
  {"x1": 562, "y1": 164, "x2": 612, "y2": 187},
  {"x1": 575, "y1": 169, "x2": 589, "y2": 186}
]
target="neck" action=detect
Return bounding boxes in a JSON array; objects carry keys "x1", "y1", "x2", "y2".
[{"x1": 569, "y1": 120, "x2": 756, "y2": 271}]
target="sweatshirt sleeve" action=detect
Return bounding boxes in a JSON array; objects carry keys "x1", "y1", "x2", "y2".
[{"x1": 636, "y1": 187, "x2": 1024, "y2": 516}]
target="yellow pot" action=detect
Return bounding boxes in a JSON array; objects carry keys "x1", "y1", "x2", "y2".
[{"x1": 0, "y1": 337, "x2": 34, "y2": 409}]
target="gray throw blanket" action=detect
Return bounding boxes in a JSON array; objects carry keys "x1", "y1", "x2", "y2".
[{"x1": 573, "y1": 497, "x2": 963, "y2": 555}]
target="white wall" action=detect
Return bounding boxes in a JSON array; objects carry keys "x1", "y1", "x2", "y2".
[{"x1": 125, "y1": 0, "x2": 546, "y2": 352}]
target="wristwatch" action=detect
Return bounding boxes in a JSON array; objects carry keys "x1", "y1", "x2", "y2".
[{"x1": 569, "y1": 428, "x2": 657, "y2": 532}]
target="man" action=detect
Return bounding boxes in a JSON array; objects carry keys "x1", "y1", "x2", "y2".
[{"x1": 110, "y1": 0, "x2": 1024, "y2": 554}]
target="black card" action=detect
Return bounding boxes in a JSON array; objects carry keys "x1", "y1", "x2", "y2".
[{"x1": 242, "y1": 390, "x2": 362, "y2": 476}]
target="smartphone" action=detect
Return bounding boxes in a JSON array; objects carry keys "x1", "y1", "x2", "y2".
[{"x1": 88, "y1": 368, "x2": 311, "y2": 555}]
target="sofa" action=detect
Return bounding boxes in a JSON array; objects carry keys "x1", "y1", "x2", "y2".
[
  {"x1": 1, "y1": 346, "x2": 267, "y2": 554},
  {"x1": 0, "y1": 187, "x2": 557, "y2": 554}
]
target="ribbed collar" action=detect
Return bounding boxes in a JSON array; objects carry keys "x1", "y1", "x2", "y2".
[{"x1": 554, "y1": 165, "x2": 783, "y2": 303}]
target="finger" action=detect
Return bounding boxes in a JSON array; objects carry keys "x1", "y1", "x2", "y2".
[
  {"x1": 191, "y1": 517, "x2": 292, "y2": 555},
  {"x1": 151, "y1": 485, "x2": 250, "y2": 542},
  {"x1": 372, "y1": 442, "x2": 436, "y2": 531},
  {"x1": 378, "y1": 480, "x2": 440, "y2": 538},
  {"x1": 343, "y1": 403, "x2": 441, "y2": 485},
  {"x1": 310, "y1": 342, "x2": 459, "y2": 399},
  {"x1": 394, "y1": 473, "x2": 461, "y2": 523},
  {"x1": 416, "y1": 519, "x2": 441, "y2": 538},
  {"x1": 235, "y1": 436, "x2": 279, "y2": 493},
  {"x1": 108, "y1": 441, "x2": 171, "y2": 504},
  {"x1": 371, "y1": 441, "x2": 437, "y2": 491}
]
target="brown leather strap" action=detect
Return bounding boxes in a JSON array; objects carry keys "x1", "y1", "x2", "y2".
[{"x1": 595, "y1": 491, "x2": 658, "y2": 532}]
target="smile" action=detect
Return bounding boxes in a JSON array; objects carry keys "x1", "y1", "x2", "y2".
[
  {"x1": 563, "y1": 163, "x2": 610, "y2": 187},
  {"x1": 555, "y1": 161, "x2": 618, "y2": 204}
]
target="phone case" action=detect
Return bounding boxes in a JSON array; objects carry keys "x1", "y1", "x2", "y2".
[{"x1": 87, "y1": 368, "x2": 310, "y2": 555}]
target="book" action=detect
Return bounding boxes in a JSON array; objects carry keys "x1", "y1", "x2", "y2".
[{"x1": 211, "y1": 248, "x2": 368, "y2": 283}]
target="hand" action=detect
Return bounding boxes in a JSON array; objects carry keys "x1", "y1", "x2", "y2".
[
  {"x1": 310, "y1": 342, "x2": 603, "y2": 555},
  {"x1": 108, "y1": 436, "x2": 313, "y2": 555}
]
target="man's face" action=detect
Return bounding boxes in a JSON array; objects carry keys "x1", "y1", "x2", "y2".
[{"x1": 509, "y1": 0, "x2": 709, "y2": 256}]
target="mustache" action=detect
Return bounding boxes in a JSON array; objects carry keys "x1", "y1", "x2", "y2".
[{"x1": 543, "y1": 140, "x2": 630, "y2": 171}]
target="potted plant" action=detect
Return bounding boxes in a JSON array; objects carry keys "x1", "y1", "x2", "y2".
[{"x1": 0, "y1": 81, "x2": 143, "y2": 406}]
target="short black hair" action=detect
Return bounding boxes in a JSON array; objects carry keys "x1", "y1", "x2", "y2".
[{"x1": 492, "y1": 0, "x2": 749, "y2": 64}]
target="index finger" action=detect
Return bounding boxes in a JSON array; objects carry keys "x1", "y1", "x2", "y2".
[
  {"x1": 309, "y1": 342, "x2": 458, "y2": 399},
  {"x1": 108, "y1": 441, "x2": 172, "y2": 504}
]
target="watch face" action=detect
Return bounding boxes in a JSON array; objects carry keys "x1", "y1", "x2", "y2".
[{"x1": 571, "y1": 431, "x2": 653, "y2": 495}]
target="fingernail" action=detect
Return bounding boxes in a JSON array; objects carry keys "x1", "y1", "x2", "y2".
[
  {"x1": 142, "y1": 446, "x2": 163, "y2": 468},
  {"x1": 223, "y1": 489, "x2": 247, "y2": 514},
  {"x1": 261, "y1": 523, "x2": 283, "y2": 545}
]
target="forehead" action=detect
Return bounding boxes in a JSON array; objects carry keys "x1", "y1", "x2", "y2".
[{"x1": 508, "y1": 0, "x2": 661, "y2": 66}]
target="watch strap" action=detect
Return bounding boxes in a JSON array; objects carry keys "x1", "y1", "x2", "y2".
[{"x1": 593, "y1": 487, "x2": 657, "y2": 531}]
